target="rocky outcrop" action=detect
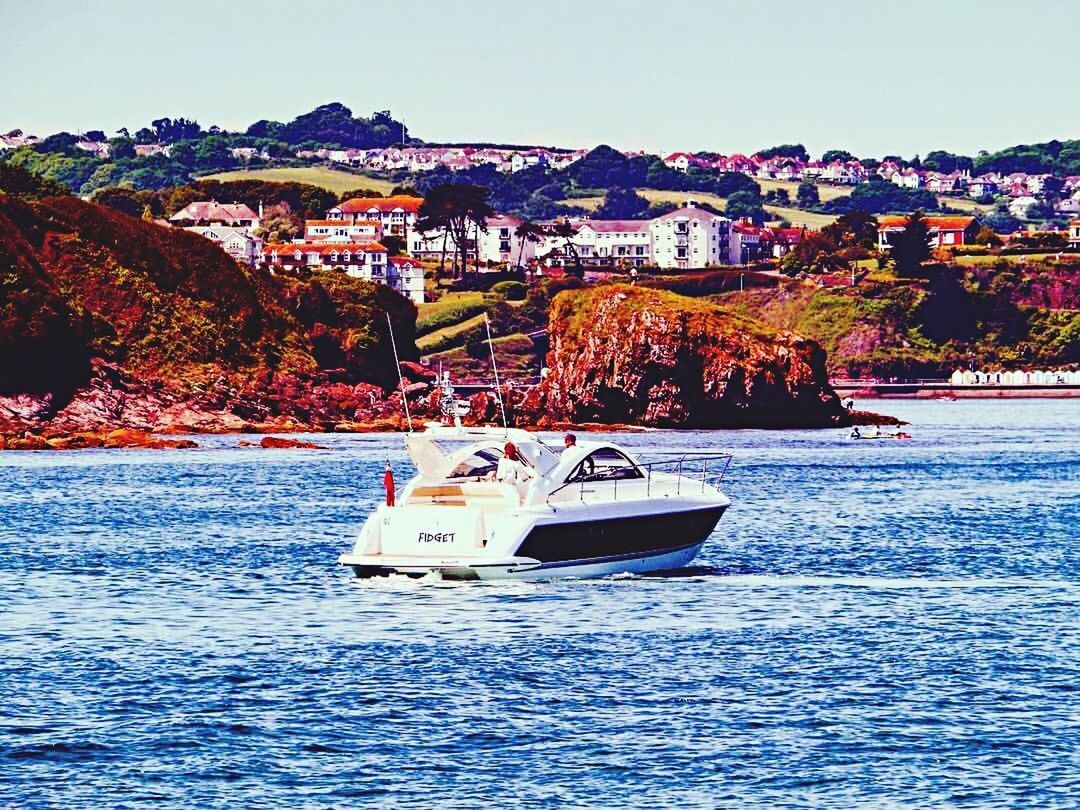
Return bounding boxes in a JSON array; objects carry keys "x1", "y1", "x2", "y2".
[
  {"x1": 526, "y1": 285, "x2": 850, "y2": 428},
  {"x1": 0, "y1": 194, "x2": 419, "y2": 441}
]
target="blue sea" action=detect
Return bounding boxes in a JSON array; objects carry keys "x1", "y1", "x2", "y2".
[{"x1": 1, "y1": 400, "x2": 1077, "y2": 809}]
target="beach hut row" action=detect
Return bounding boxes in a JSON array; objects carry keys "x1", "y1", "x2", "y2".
[{"x1": 950, "y1": 369, "x2": 1080, "y2": 386}]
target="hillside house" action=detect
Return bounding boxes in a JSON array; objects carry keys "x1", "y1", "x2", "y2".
[
  {"x1": 968, "y1": 176, "x2": 998, "y2": 198},
  {"x1": 650, "y1": 204, "x2": 733, "y2": 268},
  {"x1": 185, "y1": 226, "x2": 262, "y2": 266},
  {"x1": 1069, "y1": 219, "x2": 1080, "y2": 248},
  {"x1": 261, "y1": 241, "x2": 427, "y2": 301},
  {"x1": 877, "y1": 215, "x2": 981, "y2": 250},
  {"x1": 170, "y1": 201, "x2": 260, "y2": 231},
  {"x1": 1008, "y1": 195, "x2": 1040, "y2": 219},
  {"x1": 326, "y1": 195, "x2": 423, "y2": 238},
  {"x1": 892, "y1": 169, "x2": 924, "y2": 189},
  {"x1": 662, "y1": 152, "x2": 694, "y2": 172},
  {"x1": 304, "y1": 219, "x2": 383, "y2": 243}
]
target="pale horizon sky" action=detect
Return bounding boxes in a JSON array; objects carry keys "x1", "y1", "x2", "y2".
[{"x1": 2, "y1": 0, "x2": 1076, "y2": 160}]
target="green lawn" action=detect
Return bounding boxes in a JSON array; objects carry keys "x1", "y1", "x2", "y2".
[
  {"x1": 424, "y1": 333, "x2": 538, "y2": 379},
  {"x1": 417, "y1": 313, "x2": 487, "y2": 353},
  {"x1": 559, "y1": 195, "x2": 603, "y2": 211},
  {"x1": 756, "y1": 177, "x2": 852, "y2": 203},
  {"x1": 198, "y1": 166, "x2": 396, "y2": 195},
  {"x1": 950, "y1": 252, "x2": 1068, "y2": 266},
  {"x1": 416, "y1": 291, "x2": 489, "y2": 326}
]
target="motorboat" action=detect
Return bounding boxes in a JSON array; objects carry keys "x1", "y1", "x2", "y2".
[{"x1": 338, "y1": 425, "x2": 732, "y2": 581}]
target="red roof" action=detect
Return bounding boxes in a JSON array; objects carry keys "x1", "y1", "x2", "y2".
[
  {"x1": 265, "y1": 242, "x2": 387, "y2": 255},
  {"x1": 305, "y1": 219, "x2": 380, "y2": 227},
  {"x1": 579, "y1": 220, "x2": 650, "y2": 233},
  {"x1": 877, "y1": 215, "x2": 977, "y2": 231},
  {"x1": 337, "y1": 195, "x2": 423, "y2": 214}
]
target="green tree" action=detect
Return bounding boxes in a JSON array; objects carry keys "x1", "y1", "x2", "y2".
[
  {"x1": 755, "y1": 144, "x2": 809, "y2": 161},
  {"x1": 725, "y1": 189, "x2": 767, "y2": 224},
  {"x1": 890, "y1": 211, "x2": 931, "y2": 276},
  {"x1": 595, "y1": 186, "x2": 650, "y2": 219},
  {"x1": 796, "y1": 181, "x2": 820, "y2": 208},
  {"x1": 513, "y1": 220, "x2": 544, "y2": 269},
  {"x1": 822, "y1": 210, "x2": 879, "y2": 249},
  {"x1": 821, "y1": 149, "x2": 855, "y2": 164},
  {"x1": 0, "y1": 163, "x2": 69, "y2": 199},
  {"x1": 418, "y1": 184, "x2": 494, "y2": 277},
  {"x1": 107, "y1": 136, "x2": 136, "y2": 160},
  {"x1": 549, "y1": 220, "x2": 582, "y2": 274}
]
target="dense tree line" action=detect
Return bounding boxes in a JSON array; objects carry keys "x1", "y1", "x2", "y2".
[
  {"x1": 0, "y1": 104, "x2": 410, "y2": 195},
  {"x1": 824, "y1": 177, "x2": 939, "y2": 215},
  {"x1": 412, "y1": 145, "x2": 762, "y2": 219}
]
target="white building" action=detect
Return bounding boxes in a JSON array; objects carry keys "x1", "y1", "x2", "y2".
[
  {"x1": 649, "y1": 204, "x2": 733, "y2": 269},
  {"x1": 185, "y1": 226, "x2": 262, "y2": 266},
  {"x1": 169, "y1": 200, "x2": 260, "y2": 231},
  {"x1": 261, "y1": 241, "x2": 423, "y2": 303},
  {"x1": 327, "y1": 195, "x2": 423, "y2": 239},
  {"x1": 408, "y1": 215, "x2": 539, "y2": 267},
  {"x1": 1008, "y1": 195, "x2": 1040, "y2": 219},
  {"x1": 304, "y1": 219, "x2": 383, "y2": 243}
]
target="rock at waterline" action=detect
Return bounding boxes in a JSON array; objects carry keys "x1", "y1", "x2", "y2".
[{"x1": 526, "y1": 284, "x2": 852, "y2": 429}]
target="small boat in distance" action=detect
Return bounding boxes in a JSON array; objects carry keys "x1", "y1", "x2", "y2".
[{"x1": 338, "y1": 425, "x2": 732, "y2": 580}]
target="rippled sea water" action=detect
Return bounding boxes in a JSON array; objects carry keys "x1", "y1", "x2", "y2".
[{"x1": 1, "y1": 400, "x2": 1077, "y2": 809}]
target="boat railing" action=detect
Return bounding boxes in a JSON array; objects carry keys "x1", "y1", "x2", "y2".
[{"x1": 545, "y1": 453, "x2": 732, "y2": 505}]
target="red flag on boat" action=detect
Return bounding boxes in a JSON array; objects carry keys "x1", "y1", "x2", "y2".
[{"x1": 384, "y1": 461, "x2": 395, "y2": 507}]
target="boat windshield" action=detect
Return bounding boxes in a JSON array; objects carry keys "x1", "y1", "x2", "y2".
[
  {"x1": 447, "y1": 446, "x2": 503, "y2": 479},
  {"x1": 566, "y1": 447, "x2": 644, "y2": 482}
]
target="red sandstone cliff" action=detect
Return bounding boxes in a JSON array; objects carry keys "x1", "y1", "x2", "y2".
[{"x1": 527, "y1": 285, "x2": 849, "y2": 428}]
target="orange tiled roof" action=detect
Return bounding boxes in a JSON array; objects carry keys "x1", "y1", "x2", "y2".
[
  {"x1": 305, "y1": 219, "x2": 381, "y2": 227},
  {"x1": 265, "y1": 242, "x2": 387, "y2": 255},
  {"x1": 877, "y1": 215, "x2": 977, "y2": 231},
  {"x1": 337, "y1": 195, "x2": 423, "y2": 214}
]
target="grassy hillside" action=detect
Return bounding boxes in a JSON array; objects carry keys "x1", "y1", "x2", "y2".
[
  {"x1": 198, "y1": 166, "x2": 396, "y2": 195},
  {"x1": 0, "y1": 194, "x2": 416, "y2": 404},
  {"x1": 558, "y1": 188, "x2": 838, "y2": 228},
  {"x1": 710, "y1": 261, "x2": 1080, "y2": 377},
  {"x1": 424, "y1": 333, "x2": 539, "y2": 380}
]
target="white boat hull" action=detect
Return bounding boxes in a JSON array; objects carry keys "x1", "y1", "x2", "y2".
[{"x1": 340, "y1": 539, "x2": 708, "y2": 581}]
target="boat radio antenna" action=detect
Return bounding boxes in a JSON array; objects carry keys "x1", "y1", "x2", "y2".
[
  {"x1": 385, "y1": 313, "x2": 413, "y2": 433},
  {"x1": 484, "y1": 313, "x2": 509, "y2": 433}
]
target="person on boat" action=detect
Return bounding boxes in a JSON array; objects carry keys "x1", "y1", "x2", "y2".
[
  {"x1": 563, "y1": 433, "x2": 577, "y2": 449},
  {"x1": 872, "y1": 425, "x2": 882, "y2": 438},
  {"x1": 496, "y1": 441, "x2": 534, "y2": 499},
  {"x1": 851, "y1": 426, "x2": 861, "y2": 439}
]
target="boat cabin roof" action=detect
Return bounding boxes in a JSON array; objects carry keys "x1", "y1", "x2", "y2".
[{"x1": 406, "y1": 427, "x2": 646, "y2": 490}]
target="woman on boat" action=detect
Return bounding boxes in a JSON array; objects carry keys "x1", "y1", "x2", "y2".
[{"x1": 496, "y1": 441, "x2": 535, "y2": 500}]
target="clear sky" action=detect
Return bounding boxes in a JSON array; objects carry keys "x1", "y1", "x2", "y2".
[{"x1": 1, "y1": 0, "x2": 1076, "y2": 159}]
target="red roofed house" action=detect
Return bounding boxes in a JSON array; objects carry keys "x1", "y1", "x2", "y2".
[
  {"x1": 731, "y1": 220, "x2": 767, "y2": 263},
  {"x1": 169, "y1": 201, "x2": 260, "y2": 230},
  {"x1": 662, "y1": 152, "x2": 694, "y2": 172},
  {"x1": 326, "y1": 195, "x2": 424, "y2": 239},
  {"x1": 877, "y1": 215, "x2": 981, "y2": 251},
  {"x1": 767, "y1": 226, "x2": 809, "y2": 258},
  {"x1": 304, "y1": 219, "x2": 383, "y2": 243}
]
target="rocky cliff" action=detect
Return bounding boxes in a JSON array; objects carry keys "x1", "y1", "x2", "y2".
[
  {"x1": 527, "y1": 285, "x2": 849, "y2": 428},
  {"x1": 0, "y1": 194, "x2": 419, "y2": 438}
]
